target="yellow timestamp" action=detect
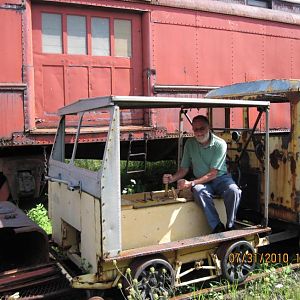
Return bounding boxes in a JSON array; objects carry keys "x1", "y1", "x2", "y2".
[{"x1": 228, "y1": 252, "x2": 294, "y2": 264}]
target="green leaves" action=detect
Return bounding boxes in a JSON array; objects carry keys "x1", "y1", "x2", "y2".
[{"x1": 27, "y1": 203, "x2": 52, "y2": 235}]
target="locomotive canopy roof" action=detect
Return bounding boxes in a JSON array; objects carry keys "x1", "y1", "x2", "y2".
[
  {"x1": 58, "y1": 95, "x2": 270, "y2": 116},
  {"x1": 206, "y1": 79, "x2": 300, "y2": 101}
]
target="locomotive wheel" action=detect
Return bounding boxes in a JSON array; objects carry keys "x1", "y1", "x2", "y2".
[
  {"x1": 218, "y1": 240, "x2": 255, "y2": 283},
  {"x1": 123, "y1": 255, "x2": 175, "y2": 299}
]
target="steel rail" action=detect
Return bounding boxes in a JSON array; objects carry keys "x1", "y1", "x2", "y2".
[{"x1": 170, "y1": 262, "x2": 300, "y2": 300}]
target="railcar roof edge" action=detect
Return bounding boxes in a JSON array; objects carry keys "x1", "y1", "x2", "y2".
[
  {"x1": 206, "y1": 79, "x2": 300, "y2": 100},
  {"x1": 57, "y1": 96, "x2": 270, "y2": 116}
]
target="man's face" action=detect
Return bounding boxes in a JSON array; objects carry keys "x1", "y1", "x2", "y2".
[{"x1": 192, "y1": 119, "x2": 210, "y2": 144}]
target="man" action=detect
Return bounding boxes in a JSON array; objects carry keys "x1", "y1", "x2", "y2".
[{"x1": 163, "y1": 115, "x2": 241, "y2": 233}]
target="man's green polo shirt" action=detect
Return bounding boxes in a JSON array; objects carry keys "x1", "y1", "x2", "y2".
[{"x1": 180, "y1": 133, "x2": 227, "y2": 178}]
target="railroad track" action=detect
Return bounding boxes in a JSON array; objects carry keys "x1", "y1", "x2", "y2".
[
  {"x1": 1, "y1": 244, "x2": 300, "y2": 300},
  {"x1": 1, "y1": 262, "x2": 300, "y2": 300},
  {"x1": 0, "y1": 262, "x2": 86, "y2": 300},
  {"x1": 170, "y1": 262, "x2": 300, "y2": 300}
]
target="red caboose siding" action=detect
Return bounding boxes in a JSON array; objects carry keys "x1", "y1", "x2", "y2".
[
  {"x1": 1, "y1": 0, "x2": 300, "y2": 138},
  {"x1": 0, "y1": 92, "x2": 24, "y2": 139},
  {"x1": 0, "y1": 8, "x2": 24, "y2": 139},
  {"x1": 151, "y1": 7, "x2": 300, "y2": 86},
  {"x1": 28, "y1": 1, "x2": 300, "y2": 132},
  {"x1": 0, "y1": 9, "x2": 22, "y2": 83},
  {"x1": 2, "y1": 0, "x2": 300, "y2": 201}
]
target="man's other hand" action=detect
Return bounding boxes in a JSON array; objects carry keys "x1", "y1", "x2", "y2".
[{"x1": 177, "y1": 179, "x2": 192, "y2": 190}]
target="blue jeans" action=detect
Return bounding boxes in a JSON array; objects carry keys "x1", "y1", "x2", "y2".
[{"x1": 192, "y1": 174, "x2": 241, "y2": 229}]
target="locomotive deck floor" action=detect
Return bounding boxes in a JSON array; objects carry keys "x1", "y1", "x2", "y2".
[{"x1": 104, "y1": 226, "x2": 271, "y2": 262}]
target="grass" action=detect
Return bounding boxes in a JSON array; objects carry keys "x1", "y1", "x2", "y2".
[
  {"x1": 187, "y1": 264, "x2": 300, "y2": 300},
  {"x1": 243, "y1": 264, "x2": 300, "y2": 300}
]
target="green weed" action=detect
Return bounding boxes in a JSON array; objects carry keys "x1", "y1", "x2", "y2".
[
  {"x1": 27, "y1": 203, "x2": 52, "y2": 235},
  {"x1": 72, "y1": 159, "x2": 101, "y2": 171}
]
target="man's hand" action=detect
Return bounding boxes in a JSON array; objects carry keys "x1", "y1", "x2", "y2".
[
  {"x1": 177, "y1": 179, "x2": 192, "y2": 190},
  {"x1": 163, "y1": 168, "x2": 189, "y2": 186},
  {"x1": 163, "y1": 174, "x2": 173, "y2": 184}
]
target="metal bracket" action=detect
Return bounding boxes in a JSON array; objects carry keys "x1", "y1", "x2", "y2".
[{"x1": 45, "y1": 175, "x2": 81, "y2": 193}]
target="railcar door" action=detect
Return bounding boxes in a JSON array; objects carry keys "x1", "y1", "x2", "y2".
[{"x1": 32, "y1": 4, "x2": 143, "y2": 128}]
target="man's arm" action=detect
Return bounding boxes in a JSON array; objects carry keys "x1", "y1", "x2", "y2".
[
  {"x1": 192, "y1": 168, "x2": 218, "y2": 185},
  {"x1": 177, "y1": 168, "x2": 218, "y2": 190}
]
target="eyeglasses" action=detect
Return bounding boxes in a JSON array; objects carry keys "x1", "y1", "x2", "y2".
[{"x1": 193, "y1": 126, "x2": 208, "y2": 132}]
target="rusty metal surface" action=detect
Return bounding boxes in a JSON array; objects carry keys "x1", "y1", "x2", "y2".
[
  {"x1": 0, "y1": 264, "x2": 58, "y2": 292},
  {"x1": 206, "y1": 79, "x2": 300, "y2": 100},
  {"x1": 59, "y1": 96, "x2": 270, "y2": 113},
  {"x1": 206, "y1": 79, "x2": 297, "y2": 130},
  {"x1": 0, "y1": 125, "x2": 169, "y2": 147},
  {"x1": 268, "y1": 205, "x2": 298, "y2": 223},
  {"x1": 104, "y1": 226, "x2": 271, "y2": 262},
  {"x1": 154, "y1": 85, "x2": 217, "y2": 94},
  {"x1": 32, "y1": 125, "x2": 152, "y2": 135},
  {"x1": 0, "y1": 262, "x2": 79, "y2": 300}
]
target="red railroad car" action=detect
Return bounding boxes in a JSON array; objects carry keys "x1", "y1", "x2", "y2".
[{"x1": 1, "y1": 0, "x2": 300, "y2": 202}]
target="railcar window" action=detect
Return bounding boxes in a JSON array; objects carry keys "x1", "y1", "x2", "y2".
[
  {"x1": 114, "y1": 19, "x2": 132, "y2": 57},
  {"x1": 246, "y1": 0, "x2": 271, "y2": 8},
  {"x1": 91, "y1": 17, "x2": 110, "y2": 56},
  {"x1": 41, "y1": 13, "x2": 133, "y2": 58},
  {"x1": 67, "y1": 15, "x2": 87, "y2": 55},
  {"x1": 42, "y1": 13, "x2": 62, "y2": 53}
]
